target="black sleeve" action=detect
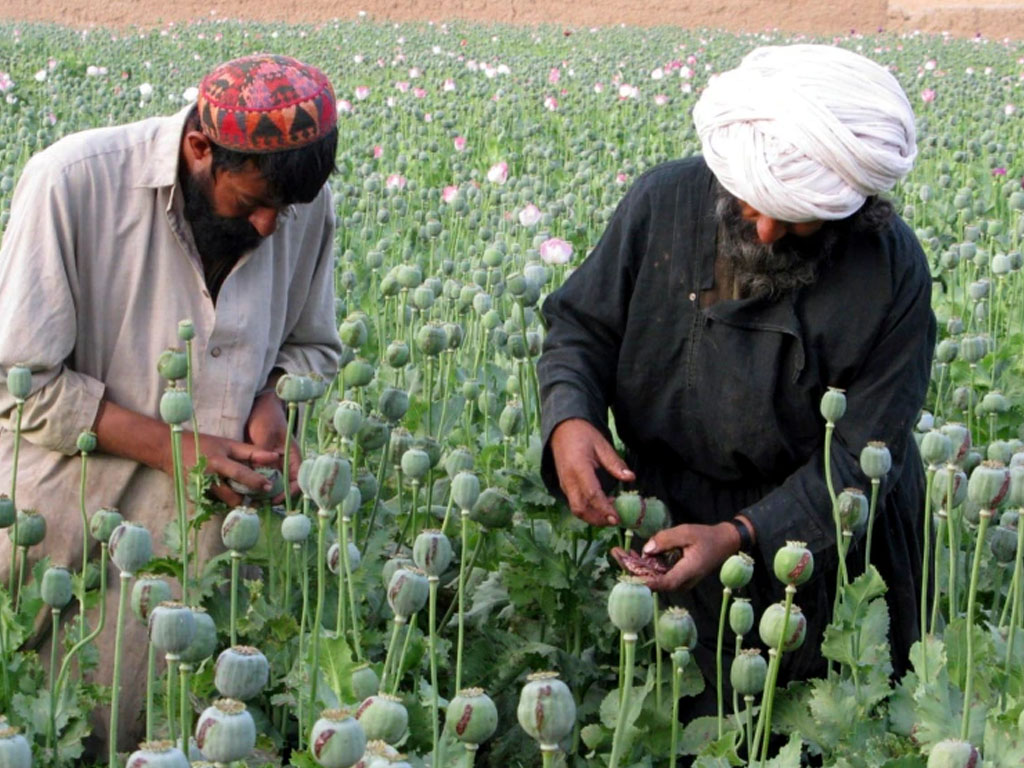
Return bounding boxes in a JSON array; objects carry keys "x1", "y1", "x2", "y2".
[{"x1": 536, "y1": 180, "x2": 652, "y2": 494}]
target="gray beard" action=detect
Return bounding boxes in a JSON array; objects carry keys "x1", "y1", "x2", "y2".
[{"x1": 714, "y1": 187, "x2": 840, "y2": 300}]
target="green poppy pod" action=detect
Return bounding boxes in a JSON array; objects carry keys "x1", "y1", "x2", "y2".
[
  {"x1": 355, "y1": 470, "x2": 379, "y2": 504},
  {"x1": 381, "y1": 557, "x2": 414, "y2": 590},
  {"x1": 131, "y1": 575, "x2": 172, "y2": 623},
  {"x1": 413, "y1": 529, "x2": 454, "y2": 576},
  {"x1": 388, "y1": 428, "x2": 414, "y2": 466},
  {"x1": 109, "y1": 522, "x2": 153, "y2": 575},
  {"x1": 608, "y1": 575, "x2": 653, "y2": 635},
  {"x1": 41, "y1": 565, "x2": 73, "y2": 609},
  {"x1": 657, "y1": 606, "x2": 697, "y2": 651},
  {"x1": 385, "y1": 341, "x2": 410, "y2": 368},
  {"x1": 981, "y1": 391, "x2": 1010, "y2": 415},
  {"x1": 729, "y1": 598, "x2": 754, "y2": 636},
  {"x1": 446, "y1": 688, "x2": 499, "y2": 746},
  {"x1": 411, "y1": 285, "x2": 435, "y2": 311},
  {"x1": 926, "y1": 739, "x2": 980, "y2": 768},
  {"x1": 931, "y1": 466, "x2": 968, "y2": 509},
  {"x1": 356, "y1": 414, "x2": 389, "y2": 452},
  {"x1": 400, "y1": 448, "x2": 431, "y2": 481},
  {"x1": 338, "y1": 316, "x2": 369, "y2": 349},
  {"x1": 300, "y1": 454, "x2": 352, "y2": 512},
  {"x1": 310, "y1": 709, "x2": 366, "y2": 768},
  {"x1": 276, "y1": 373, "x2": 313, "y2": 403},
  {"x1": 76, "y1": 429, "x2": 98, "y2": 454},
  {"x1": 355, "y1": 693, "x2": 408, "y2": 745},
  {"x1": 960, "y1": 335, "x2": 987, "y2": 365},
  {"x1": 444, "y1": 322, "x2": 464, "y2": 349},
  {"x1": 0, "y1": 726, "x2": 32, "y2": 768},
  {"x1": 637, "y1": 496, "x2": 669, "y2": 538},
  {"x1": 412, "y1": 435, "x2": 442, "y2": 468},
  {"x1": 819, "y1": 387, "x2": 846, "y2": 424},
  {"x1": 988, "y1": 441, "x2": 1015, "y2": 466},
  {"x1": 516, "y1": 671, "x2": 576, "y2": 749},
  {"x1": 333, "y1": 401, "x2": 365, "y2": 439},
  {"x1": 758, "y1": 602, "x2": 807, "y2": 652},
  {"x1": 773, "y1": 541, "x2": 814, "y2": 586},
  {"x1": 498, "y1": 400, "x2": 524, "y2": 437},
  {"x1": 451, "y1": 471, "x2": 481, "y2": 511},
  {"x1": 350, "y1": 664, "x2": 379, "y2": 702},
  {"x1": 89, "y1": 506, "x2": 123, "y2": 543},
  {"x1": 195, "y1": 698, "x2": 256, "y2": 764},
  {"x1": 378, "y1": 388, "x2": 410, "y2": 424},
  {"x1": 415, "y1": 323, "x2": 447, "y2": 357},
  {"x1": 730, "y1": 648, "x2": 768, "y2": 696},
  {"x1": 935, "y1": 339, "x2": 958, "y2": 364},
  {"x1": 148, "y1": 602, "x2": 197, "y2": 655},
  {"x1": 341, "y1": 486, "x2": 362, "y2": 520},
  {"x1": 179, "y1": 608, "x2": 218, "y2": 665},
  {"x1": 859, "y1": 442, "x2": 892, "y2": 480},
  {"x1": 221, "y1": 506, "x2": 261, "y2": 553},
  {"x1": 177, "y1": 319, "x2": 195, "y2": 341},
  {"x1": 214, "y1": 646, "x2": 270, "y2": 701},
  {"x1": 6, "y1": 364, "x2": 31, "y2": 400},
  {"x1": 387, "y1": 567, "x2": 429, "y2": 619},
  {"x1": 156, "y1": 347, "x2": 189, "y2": 381},
  {"x1": 671, "y1": 647, "x2": 691, "y2": 672},
  {"x1": 967, "y1": 460, "x2": 1010, "y2": 510},
  {"x1": 469, "y1": 487, "x2": 514, "y2": 529},
  {"x1": 281, "y1": 512, "x2": 312, "y2": 543},
  {"x1": 126, "y1": 740, "x2": 190, "y2": 768},
  {"x1": 1007, "y1": 466, "x2": 1024, "y2": 508},
  {"x1": 396, "y1": 264, "x2": 422, "y2": 289},
  {"x1": 920, "y1": 430, "x2": 953, "y2": 468},
  {"x1": 159, "y1": 386, "x2": 193, "y2": 426},
  {"x1": 444, "y1": 448, "x2": 474, "y2": 479},
  {"x1": 9, "y1": 508, "x2": 46, "y2": 548},
  {"x1": 343, "y1": 358, "x2": 375, "y2": 388},
  {"x1": 989, "y1": 525, "x2": 1017, "y2": 563},
  {"x1": 0, "y1": 495, "x2": 13, "y2": 529},
  {"x1": 720, "y1": 552, "x2": 755, "y2": 589},
  {"x1": 837, "y1": 489, "x2": 869, "y2": 531}
]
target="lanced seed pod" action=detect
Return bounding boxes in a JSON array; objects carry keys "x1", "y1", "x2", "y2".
[
  {"x1": 446, "y1": 688, "x2": 499, "y2": 745},
  {"x1": 131, "y1": 575, "x2": 172, "y2": 623},
  {"x1": 300, "y1": 454, "x2": 352, "y2": 512},
  {"x1": 0, "y1": 726, "x2": 32, "y2": 768},
  {"x1": 469, "y1": 487, "x2": 514, "y2": 529},
  {"x1": 221, "y1": 506, "x2": 261, "y2": 552},
  {"x1": 773, "y1": 541, "x2": 814, "y2": 586},
  {"x1": 636, "y1": 496, "x2": 668, "y2": 538},
  {"x1": 387, "y1": 567, "x2": 429, "y2": 619},
  {"x1": 156, "y1": 347, "x2": 189, "y2": 381},
  {"x1": 516, "y1": 671, "x2": 576, "y2": 749},
  {"x1": 214, "y1": 646, "x2": 270, "y2": 701},
  {"x1": 8, "y1": 508, "x2": 46, "y2": 548},
  {"x1": 109, "y1": 522, "x2": 153, "y2": 575},
  {"x1": 967, "y1": 460, "x2": 1010, "y2": 510},
  {"x1": 195, "y1": 698, "x2": 256, "y2": 764},
  {"x1": 310, "y1": 709, "x2": 366, "y2": 768},
  {"x1": 759, "y1": 603, "x2": 807, "y2": 652},
  {"x1": 276, "y1": 373, "x2": 314, "y2": 403},
  {"x1": 413, "y1": 529, "x2": 454, "y2": 576},
  {"x1": 378, "y1": 388, "x2": 409, "y2": 424},
  {"x1": 837, "y1": 489, "x2": 869, "y2": 531},
  {"x1": 89, "y1": 506, "x2": 123, "y2": 543},
  {"x1": 355, "y1": 693, "x2": 408, "y2": 745},
  {"x1": 126, "y1": 740, "x2": 190, "y2": 768}
]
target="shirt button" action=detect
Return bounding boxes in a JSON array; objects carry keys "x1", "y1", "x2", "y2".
[
  {"x1": 688, "y1": 292, "x2": 697, "y2": 302},
  {"x1": 210, "y1": 347, "x2": 222, "y2": 358}
]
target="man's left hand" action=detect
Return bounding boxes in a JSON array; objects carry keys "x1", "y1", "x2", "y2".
[
  {"x1": 246, "y1": 391, "x2": 300, "y2": 502},
  {"x1": 639, "y1": 522, "x2": 740, "y2": 592}
]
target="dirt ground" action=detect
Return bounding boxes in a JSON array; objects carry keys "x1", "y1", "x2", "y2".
[{"x1": 1, "y1": 0, "x2": 1023, "y2": 39}]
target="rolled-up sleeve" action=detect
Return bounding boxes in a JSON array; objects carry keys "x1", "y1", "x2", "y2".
[
  {"x1": 273, "y1": 187, "x2": 343, "y2": 382},
  {"x1": 0, "y1": 153, "x2": 105, "y2": 455}
]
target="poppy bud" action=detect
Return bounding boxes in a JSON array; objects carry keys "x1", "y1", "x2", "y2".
[
  {"x1": 6, "y1": 364, "x2": 31, "y2": 400},
  {"x1": 819, "y1": 387, "x2": 846, "y2": 424},
  {"x1": 729, "y1": 598, "x2": 754, "y2": 636}
]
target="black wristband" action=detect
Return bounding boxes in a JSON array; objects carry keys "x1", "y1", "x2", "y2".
[{"x1": 730, "y1": 518, "x2": 754, "y2": 554}]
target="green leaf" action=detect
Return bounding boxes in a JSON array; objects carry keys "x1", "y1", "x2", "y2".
[
  {"x1": 320, "y1": 632, "x2": 356, "y2": 704},
  {"x1": 598, "y1": 676, "x2": 652, "y2": 731},
  {"x1": 983, "y1": 712, "x2": 1024, "y2": 767},
  {"x1": 764, "y1": 734, "x2": 802, "y2": 768},
  {"x1": 290, "y1": 751, "x2": 319, "y2": 768},
  {"x1": 581, "y1": 722, "x2": 608, "y2": 751},
  {"x1": 680, "y1": 716, "x2": 721, "y2": 756}
]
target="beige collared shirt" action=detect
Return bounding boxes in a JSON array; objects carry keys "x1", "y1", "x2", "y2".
[{"x1": 0, "y1": 106, "x2": 342, "y2": 541}]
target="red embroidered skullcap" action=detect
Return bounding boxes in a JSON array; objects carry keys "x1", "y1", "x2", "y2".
[{"x1": 197, "y1": 54, "x2": 337, "y2": 153}]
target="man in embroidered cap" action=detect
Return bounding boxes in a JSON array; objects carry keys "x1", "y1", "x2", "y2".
[
  {"x1": 0, "y1": 54, "x2": 342, "y2": 750},
  {"x1": 539, "y1": 44, "x2": 934, "y2": 706}
]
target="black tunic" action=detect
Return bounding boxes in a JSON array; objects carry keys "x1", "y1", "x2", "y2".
[{"x1": 538, "y1": 157, "x2": 936, "y2": 687}]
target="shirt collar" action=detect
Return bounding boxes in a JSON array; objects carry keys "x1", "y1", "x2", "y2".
[{"x1": 133, "y1": 104, "x2": 194, "y2": 190}]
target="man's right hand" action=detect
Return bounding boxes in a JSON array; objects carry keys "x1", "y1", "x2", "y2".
[{"x1": 550, "y1": 418, "x2": 635, "y2": 527}]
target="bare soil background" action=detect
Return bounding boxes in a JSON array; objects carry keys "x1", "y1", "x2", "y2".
[{"x1": 1, "y1": 0, "x2": 1023, "y2": 39}]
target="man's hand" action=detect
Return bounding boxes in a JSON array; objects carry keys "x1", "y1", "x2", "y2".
[
  {"x1": 246, "y1": 390, "x2": 300, "y2": 502},
  {"x1": 639, "y1": 522, "x2": 740, "y2": 592},
  {"x1": 550, "y1": 418, "x2": 635, "y2": 527},
  {"x1": 174, "y1": 432, "x2": 280, "y2": 507}
]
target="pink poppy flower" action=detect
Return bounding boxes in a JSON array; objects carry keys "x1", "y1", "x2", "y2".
[
  {"x1": 921, "y1": 88, "x2": 936, "y2": 103},
  {"x1": 518, "y1": 203, "x2": 542, "y2": 227},
  {"x1": 442, "y1": 185, "x2": 459, "y2": 203},
  {"x1": 544, "y1": 95, "x2": 559, "y2": 111},
  {"x1": 654, "y1": 94, "x2": 668, "y2": 106},
  {"x1": 413, "y1": 87, "x2": 427, "y2": 98},
  {"x1": 395, "y1": 81, "x2": 410, "y2": 92},
  {"x1": 487, "y1": 161, "x2": 509, "y2": 185},
  {"x1": 337, "y1": 99, "x2": 353, "y2": 114},
  {"x1": 423, "y1": 113, "x2": 432, "y2": 122},
  {"x1": 539, "y1": 237, "x2": 573, "y2": 265},
  {"x1": 616, "y1": 173, "x2": 628, "y2": 185},
  {"x1": 548, "y1": 67, "x2": 561, "y2": 84},
  {"x1": 373, "y1": 145, "x2": 383, "y2": 159},
  {"x1": 354, "y1": 85, "x2": 370, "y2": 100},
  {"x1": 593, "y1": 82, "x2": 605, "y2": 94},
  {"x1": 453, "y1": 136, "x2": 467, "y2": 152},
  {"x1": 385, "y1": 173, "x2": 407, "y2": 190},
  {"x1": 443, "y1": 78, "x2": 456, "y2": 92}
]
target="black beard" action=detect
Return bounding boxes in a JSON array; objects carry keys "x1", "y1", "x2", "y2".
[
  {"x1": 181, "y1": 169, "x2": 265, "y2": 269},
  {"x1": 714, "y1": 187, "x2": 840, "y2": 301}
]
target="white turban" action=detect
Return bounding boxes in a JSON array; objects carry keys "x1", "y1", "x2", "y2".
[{"x1": 693, "y1": 44, "x2": 917, "y2": 222}]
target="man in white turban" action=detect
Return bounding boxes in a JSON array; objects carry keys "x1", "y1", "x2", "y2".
[{"x1": 538, "y1": 44, "x2": 934, "y2": 706}]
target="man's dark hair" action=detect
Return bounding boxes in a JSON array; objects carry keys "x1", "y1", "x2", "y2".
[{"x1": 186, "y1": 106, "x2": 338, "y2": 205}]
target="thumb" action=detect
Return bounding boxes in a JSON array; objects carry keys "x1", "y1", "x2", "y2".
[
  {"x1": 594, "y1": 439, "x2": 635, "y2": 482},
  {"x1": 643, "y1": 529, "x2": 670, "y2": 555}
]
